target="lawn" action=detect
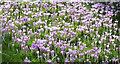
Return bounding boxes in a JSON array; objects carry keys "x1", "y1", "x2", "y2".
[{"x1": 0, "y1": 1, "x2": 120, "y2": 63}]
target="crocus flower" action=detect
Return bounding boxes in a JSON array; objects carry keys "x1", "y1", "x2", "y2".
[
  {"x1": 24, "y1": 57, "x2": 31, "y2": 63},
  {"x1": 47, "y1": 59, "x2": 51, "y2": 63},
  {"x1": 65, "y1": 59, "x2": 69, "y2": 62}
]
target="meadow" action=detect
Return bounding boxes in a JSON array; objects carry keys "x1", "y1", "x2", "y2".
[{"x1": 0, "y1": 1, "x2": 120, "y2": 63}]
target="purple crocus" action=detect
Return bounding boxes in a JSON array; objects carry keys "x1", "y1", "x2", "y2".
[
  {"x1": 47, "y1": 59, "x2": 51, "y2": 63},
  {"x1": 65, "y1": 59, "x2": 69, "y2": 62},
  {"x1": 24, "y1": 57, "x2": 31, "y2": 63}
]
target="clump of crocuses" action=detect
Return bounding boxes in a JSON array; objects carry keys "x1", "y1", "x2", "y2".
[{"x1": 1, "y1": 1, "x2": 120, "y2": 63}]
